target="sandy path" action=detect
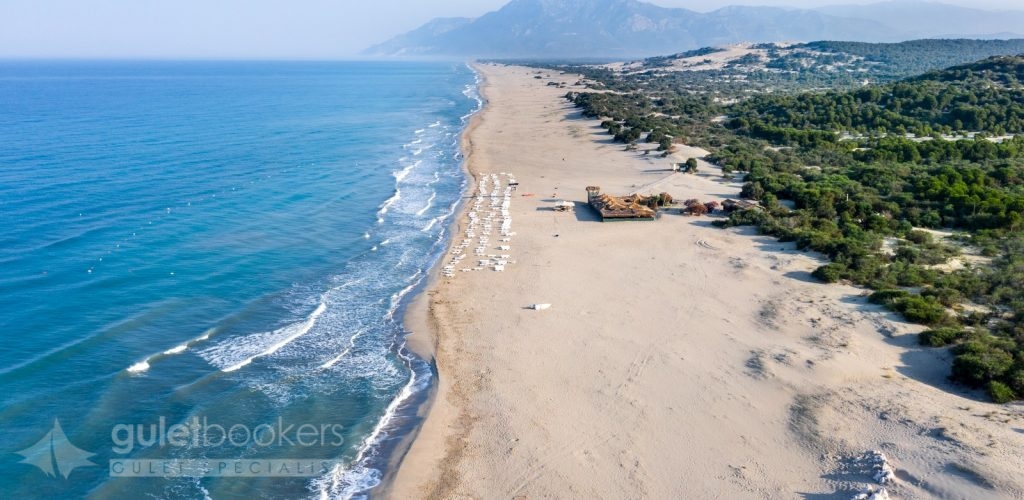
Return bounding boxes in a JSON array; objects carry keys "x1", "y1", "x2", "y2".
[{"x1": 389, "y1": 64, "x2": 1024, "y2": 500}]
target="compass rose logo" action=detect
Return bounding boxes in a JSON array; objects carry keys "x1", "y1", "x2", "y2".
[{"x1": 15, "y1": 419, "x2": 97, "y2": 479}]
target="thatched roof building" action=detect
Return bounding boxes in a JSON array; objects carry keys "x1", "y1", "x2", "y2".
[{"x1": 586, "y1": 186, "x2": 656, "y2": 221}]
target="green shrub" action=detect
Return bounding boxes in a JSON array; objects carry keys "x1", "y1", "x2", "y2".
[
  {"x1": 868, "y1": 289, "x2": 910, "y2": 306},
  {"x1": 1007, "y1": 370, "x2": 1024, "y2": 395},
  {"x1": 906, "y1": 230, "x2": 933, "y2": 244},
  {"x1": 812, "y1": 263, "x2": 845, "y2": 283},
  {"x1": 918, "y1": 327, "x2": 966, "y2": 347},
  {"x1": 899, "y1": 296, "x2": 949, "y2": 325},
  {"x1": 717, "y1": 208, "x2": 771, "y2": 228},
  {"x1": 920, "y1": 287, "x2": 963, "y2": 307},
  {"x1": 988, "y1": 381, "x2": 1017, "y2": 403},
  {"x1": 951, "y1": 341, "x2": 1015, "y2": 387}
]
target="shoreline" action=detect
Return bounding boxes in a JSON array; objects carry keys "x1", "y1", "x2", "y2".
[
  {"x1": 387, "y1": 63, "x2": 1024, "y2": 499},
  {"x1": 315, "y1": 63, "x2": 486, "y2": 499},
  {"x1": 401, "y1": 63, "x2": 488, "y2": 363},
  {"x1": 374, "y1": 63, "x2": 489, "y2": 497}
]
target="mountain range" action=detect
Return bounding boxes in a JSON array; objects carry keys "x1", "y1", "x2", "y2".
[{"x1": 364, "y1": 0, "x2": 1024, "y2": 59}]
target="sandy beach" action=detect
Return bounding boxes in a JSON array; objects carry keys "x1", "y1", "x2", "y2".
[{"x1": 389, "y1": 64, "x2": 1024, "y2": 499}]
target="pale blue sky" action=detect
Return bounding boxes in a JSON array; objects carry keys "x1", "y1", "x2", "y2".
[{"x1": 1, "y1": 0, "x2": 1021, "y2": 59}]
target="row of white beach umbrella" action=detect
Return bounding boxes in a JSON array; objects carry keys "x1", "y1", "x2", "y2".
[{"x1": 443, "y1": 172, "x2": 517, "y2": 278}]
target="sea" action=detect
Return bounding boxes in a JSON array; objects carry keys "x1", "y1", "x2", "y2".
[{"x1": 0, "y1": 60, "x2": 480, "y2": 498}]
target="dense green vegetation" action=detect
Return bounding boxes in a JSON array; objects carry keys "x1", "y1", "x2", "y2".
[
  {"x1": 804, "y1": 39, "x2": 1024, "y2": 78},
  {"x1": 531, "y1": 38, "x2": 1024, "y2": 97},
  {"x1": 646, "y1": 47, "x2": 724, "y2": 67},
  {"x1": 553, "y1": 50, "x2": 1024, "y2": 402},
  {"x1": 730, "y1": 56, "x2": 1024, "y2": 136},
  {"x1": 566, "y1": 91, "x2": 718, "y2": 149}
]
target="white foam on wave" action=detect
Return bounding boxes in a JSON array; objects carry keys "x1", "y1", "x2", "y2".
[
  {"x1": 376, "y1": 188, "x2": 401, "y2": 223},
  {"x1": 392, "y1": 160, "x2": 420, "y2": 183},
  {"x1": 320, "y1": 266, "x2": 421, "y2": 371},
  {"x1": 125, "y1": 327, "x2": 217, "y2": 373},
  {"x1": 318, "y1": 329, "x2": 362, "y2": 370},
  {"x1": 386, "y1": 271, "x2": 422, "y2": 321},
  {"x1": 420, "y1": 216, "x2": 440, "y2": 233},
  {"x1": 460, "y1": 65, "x2": 485, "y2": 122},
  {"x1": 312, "y1": 70, "x2": 479, "y2": 497},
  {"x1": 415, "y1": 191, "x2": 436, "y2": 217},
  {"x1": 127, "y1": 360, "x2": 151, "y2": 373},
  {"x1": 421, "y1": 189, "x2": 462, "y2": 235},
  {"x1": 313, "y1": 345, "x2": 425, "y2": 499},
  {"x1": 262, "y1": 74, "x2": 481, "y2": 492},
  {"x1": 217, "y1": 301, "x2": 325, "y2": 370},
  {"x1": 379, "y1": 189, "x2": 401, "y2": 210}
]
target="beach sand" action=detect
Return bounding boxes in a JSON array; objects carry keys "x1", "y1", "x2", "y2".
[{"x1": 390, "y1": 64, "x2": 1024, "y2": 499}]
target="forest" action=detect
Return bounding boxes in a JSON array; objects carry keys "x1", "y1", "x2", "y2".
[
  {"x1": 531, "y1": 38, "x2": 1024, "y2": 96},
  {"x1": 802, "y1": 39, "x2": 1024, "y2": 78},
  {"x1": 551, "y1": 51, "x2": 1024, "y2": 402}
]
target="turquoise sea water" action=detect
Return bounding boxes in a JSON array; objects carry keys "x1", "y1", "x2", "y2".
[{"x1": 0, "y1": 61, "x2": 478, "y2": 498}]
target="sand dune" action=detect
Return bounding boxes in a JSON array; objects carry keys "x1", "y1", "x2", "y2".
[{"x1": 390, "y1": 64, "x2": 1024, "y2": 499}]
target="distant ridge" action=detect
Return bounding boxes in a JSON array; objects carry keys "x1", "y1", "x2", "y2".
[
  {"x1": 816, "y1": 1, "x2": 1024, "y2": 40},
  {"x1": 364, "y1": 0, "x2": 1024, "y2": 59}
]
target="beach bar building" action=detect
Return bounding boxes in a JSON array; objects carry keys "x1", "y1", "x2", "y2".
[{"x1": 586, "y1": 186, "x2": 656, "y2": 221}]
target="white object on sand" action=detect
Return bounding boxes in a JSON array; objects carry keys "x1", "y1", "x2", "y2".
[
  {"x1": 852, "y1": 488, "x2": 889, "y2": 500},
  {"x1": 531, "y1": 303, "x2": 551, "y2": 310}
]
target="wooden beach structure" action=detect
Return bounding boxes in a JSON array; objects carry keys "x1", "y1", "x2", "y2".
[{"x1": 586, "y1": 186, "x2": 657, "y2": 221}]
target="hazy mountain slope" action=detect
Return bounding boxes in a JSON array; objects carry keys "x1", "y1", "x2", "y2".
[
  {"x1": 363, "y1": 0, "x2": 893, "y2": 58},
  {"x1": 423, "y1": 0, "x2": 704, "y2": 58},
  {"x1": 817, "y1": 0, "x2": 1024, "y2": 39},
  {"x1": 364, "y1": 17, "x2": 474, "y2": 57}
]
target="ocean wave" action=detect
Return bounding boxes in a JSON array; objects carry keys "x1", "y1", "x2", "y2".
[
  {"x1": 376, "y1": 188, "x2": 401, "y2": 223},
  {"x1": 415, "y1": 191, "x2": 436, "y2": 217},
  {"x1": 392, "y1": 160, "x2": 420, "y2": 183},
  {"x1": 215, "y1": 66, "x2": 477, "y2": 495},
  {"x1": 317, "y1": 327, "x2": 366, "y2": 370},
  {"x1": 311, "y1": 343, "x2": 430, "y2": 499},
  {"x1": 197, "y1": 302, "x2": 327, "y2": 373},
  {"x1": 246, "y1": 66, "x2": 478, "y2": 498},
  {"x1": 420, "y1": 216, "x2": 440, "y2": 233},
  {"x1": 386, "y1": 271, "x2": 423, "y2": 321},
  {"x1": 125, "y1": 327, "x2": 217, "y2": 374},
  {"x1": 2, "y1": 62, "x2": 483, "y2": 500},
  {"x1": 126, "y1": 360, "x2": 151, "y2": 373}
]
